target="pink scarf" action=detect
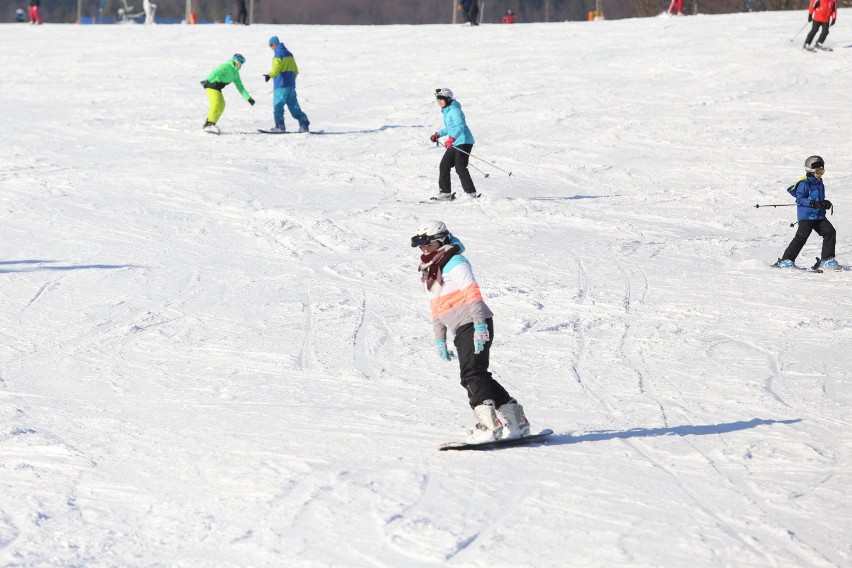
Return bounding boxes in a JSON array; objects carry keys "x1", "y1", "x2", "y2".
[{"x1": 419, "y1": 244, "x2": 461, "y2": 294}]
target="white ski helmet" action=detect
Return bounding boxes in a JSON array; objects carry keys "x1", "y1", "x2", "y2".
[
  {"x1": 435, "y1": 88, "x2": 454, "y2": 101},
  {"x1": 804, "y1": 155, "x2": 825, "y2": 173},
  {"x1": 410, "y1": 220, "x2": 450, "y2": 247}
]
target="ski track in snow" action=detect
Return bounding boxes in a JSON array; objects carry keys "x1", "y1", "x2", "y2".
[{"x1": 1, "y1": 12, "x2": 851, "y2": 567}]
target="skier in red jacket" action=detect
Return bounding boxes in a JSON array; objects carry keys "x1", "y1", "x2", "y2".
[{"x1": 804, "y1": 0, "x2": 837, "y2": 51}]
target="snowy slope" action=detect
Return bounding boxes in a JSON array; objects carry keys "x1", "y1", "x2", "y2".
[{"x1": 1, "y1": 11, "x2": 851, "y2": 567}]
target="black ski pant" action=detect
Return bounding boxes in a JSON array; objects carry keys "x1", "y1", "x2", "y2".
[
  {"x1": 782, "y1": 219, "x2": 836, "y2": 262},
  {"x1": 236, "y1": 0, "x2": 247, "y2": 24},
  {"x1": 439, "y1": 143, "x2": 477, "y2": 195},
  {"x1": 454, "y1": 319, "x2": 512, "y2": 409},
  {"x1": 805, "y1": 21, "x2": 829, "y2": 46},
  {"x1": 465, "y1": 2, "x2": 480, "y2": 24}
]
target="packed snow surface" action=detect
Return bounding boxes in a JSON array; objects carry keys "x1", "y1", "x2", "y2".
[{"x1": 1, "y1": 10, "x2": 850, "y2": 567}]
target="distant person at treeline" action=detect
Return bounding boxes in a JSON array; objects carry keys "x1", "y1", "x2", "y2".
[
  {"x1": 457, "y1": 0, "x2": 479, "y2": 26},
  {"x1": 668, "y1": 0, "x2": 683, "y2": 15},
  {"x1": 29, "y1": 0, "x2": 42, "y2": 24},
  {"x1": 803, "y1": 0, "x2": 837, "y2": 52},
  {"x1": 236, "y1": 0, "x2": 247, "y2": 25},
  {"x1": 16, "y1": 7, "x2": 26, "y2": 21},
  {"x1": 502, "y1": 9, "x2": 516, "y2": 24}
]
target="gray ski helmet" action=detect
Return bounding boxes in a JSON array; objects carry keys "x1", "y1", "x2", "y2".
[
  {"x1": 805, "y1": 155, "x2": 825, "y2": 173},
  {"x1": 435, "y1": 88, "x2": 454, "y2": 102},
  {"x1": 410, "y1": 220, "x2": 450, "y2": 247}
]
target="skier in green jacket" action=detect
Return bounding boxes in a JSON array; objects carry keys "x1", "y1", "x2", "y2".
[{"x1": 200, "y1": 53, "x2": 255, "y2": 134}]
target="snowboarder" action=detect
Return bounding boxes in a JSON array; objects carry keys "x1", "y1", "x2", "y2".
[
  {"x1": 411, "y1": 220, "x2": 532, "y2": 443},
  {"x1": 803, "y1": 0, "x2": 837, "y2": 51},
  {"x1": 200, "y1": 54, "x2": 255, "y2": 134},
  {"x1": 263, "y1": 36, "x2": 310, "y2": 133},
  {"x1": 29, "y1": 0, "x2": 42, "y2": 24},
  {"x1": 429, "y1": 88, "x2": 478, "y2": 200},
  {"x1": 774, "y1": 155, "x2": 841, "y2": 271}
]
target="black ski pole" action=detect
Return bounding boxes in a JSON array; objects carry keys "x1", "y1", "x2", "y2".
[
  {"x1": 790, "y1": 21, "x2": 808, "y2": 42},
  {"x1": 754, "y1": 203, "x2": 796, "y2": 208},
  {"x1": 435, "y1": 142, "x2": 489, "y2": 177}
]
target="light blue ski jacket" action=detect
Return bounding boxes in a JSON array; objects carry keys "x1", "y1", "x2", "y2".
[{"x1": 437, "y1": 101, "x2": 475, "y2": 146}]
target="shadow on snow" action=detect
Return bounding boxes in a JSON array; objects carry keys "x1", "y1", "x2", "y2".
[
  {"x1": 0, "y1": 260, "x2": 138, "y2": 274},
  {"x1": 546, "y1": 417, "x2": 802, "y2": 446}
]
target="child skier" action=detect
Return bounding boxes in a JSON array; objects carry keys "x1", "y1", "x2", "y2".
[
  {"x1": 263, "y1": 36, "x2": 310, "y2": 133},
  {"x1": 200, "y1": 54, "x2": 255, "y2": 134},
  {"x1": 429, "y1": 88, "x2": 478, "y2": 200},
  {"x1": 774, "y1": 155, "x2": 841, "y2": 271},
  {"x1": 412, "y1": 220, "x2": 531, "y2": 443},
  {"x1": 803, "y1": 0, "x2": 837, "y2": 51}
]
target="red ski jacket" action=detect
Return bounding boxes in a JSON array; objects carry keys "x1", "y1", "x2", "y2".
[{"x1": 809, "y1": 0, "x2": 837, "y2": 24}]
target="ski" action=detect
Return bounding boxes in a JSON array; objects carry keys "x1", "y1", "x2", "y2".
[{"x1": 439, "y1": 429, "x2": 553, "y2": 451}]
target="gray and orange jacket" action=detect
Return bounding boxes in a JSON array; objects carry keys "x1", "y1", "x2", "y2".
[{"x1": 425, "y1": 238, "x2": 493, "y2": 341}]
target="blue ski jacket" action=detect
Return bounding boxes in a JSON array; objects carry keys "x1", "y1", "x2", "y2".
[
  {"x1": 437, "y1": 101, "x2": 475, "y2": 146},
  {"x1": 790, "y1": 174, "x2": 827, "y2": 221}
]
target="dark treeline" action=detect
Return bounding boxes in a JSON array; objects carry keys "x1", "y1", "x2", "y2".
[{"x1": 3, "y1": 0, "x2": 819, "y2": 25}]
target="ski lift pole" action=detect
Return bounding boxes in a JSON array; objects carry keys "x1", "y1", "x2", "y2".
[{"x1": 451, "y1": 145, "x2": 513, "y2": 177}]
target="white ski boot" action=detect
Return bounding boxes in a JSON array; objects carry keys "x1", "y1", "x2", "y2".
[
  {"x1": 466, "y1": 400, "x2": 503, "y2": 443},
  {"x1": 496, "y1": 400, "x2": 531, "y2": 439},
  {"x1": 203, "y1": 121, "x2": 220, "y2": 134}
]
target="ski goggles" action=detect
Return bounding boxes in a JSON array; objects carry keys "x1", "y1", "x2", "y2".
[
  {"x1": 814, "y1": 167, "x2": 825, "y2": 175},
  {"x1": 410, "y1": 232, "x2": 447, "y2": 247},
  {"x1": 411, "y1": 234, "x2": 433, "y2": 247}
]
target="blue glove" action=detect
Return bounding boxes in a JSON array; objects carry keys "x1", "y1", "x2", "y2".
[
  {"x1": 436, "y1": 339, "x2": 454, "y2": 361},
  {"x1": 473, "y1": 323, "x2": 490, "y2": 354}
]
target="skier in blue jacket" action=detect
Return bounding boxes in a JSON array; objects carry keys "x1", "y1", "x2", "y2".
[
  {"x1": 429, "y1": 88, "x2": 478, "y2": 200},
  {"x1": 775, "y1": 155, "x2": 840, "y2": 270}
]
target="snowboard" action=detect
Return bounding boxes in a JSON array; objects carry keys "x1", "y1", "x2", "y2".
[
  {"x1": 771, "y1": 257, "x2": 846, "y2": 273},
  {"x1": 771, "y1": 261, "x2": 822, "y2": 273},
  {"x1": 439, "y1": 429, "x2": 553, "y2": 451},
  {"x1": 257, "y1": 129, "x2": 324, "y2": 135}
]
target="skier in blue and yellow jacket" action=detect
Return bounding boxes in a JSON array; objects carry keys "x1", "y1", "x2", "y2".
[
  {"x1": 264, "y1": 36, "x2": 310, "y2": 133},
  {"x1": 776, "y1": 155, "x2": 841, "y2": 270}
]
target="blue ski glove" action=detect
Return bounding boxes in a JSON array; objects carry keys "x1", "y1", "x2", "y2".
[
  {"x1": 473, "y1": 323, "x2": 490, "y2": 354},
  {"x1": 436, "y1": 339, "x2": 454, "y2": 361}
]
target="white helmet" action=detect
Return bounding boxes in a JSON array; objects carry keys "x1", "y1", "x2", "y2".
[
  {"x1": 435, "y1": 88, "x2": 454, "y2": 101},
  {"x1": 410, "y1": 220, "x2": 450, "y2": 247},
  {"x1": 804, "y1": 155, "x2": 825, "y2": 173}
]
